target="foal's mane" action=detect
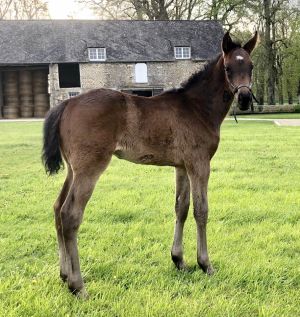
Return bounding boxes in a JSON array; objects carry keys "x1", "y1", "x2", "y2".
[
  {"x1": 180, "y1": 54, "x2": 222, "y2": 91},
  {"x1": 160, "y1": 55, "x2": 222, "y2": 96},
  {"x1": 181, "y1": 39, "x2": 242, "y2": 91}
]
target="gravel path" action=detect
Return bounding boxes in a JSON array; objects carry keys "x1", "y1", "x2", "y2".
[
  {"x1": 273, "y1": 119, "x2": 300, "y2": 126},
  {"x1": 227, "y1": 118, "x2": 300, "y2": 126}
]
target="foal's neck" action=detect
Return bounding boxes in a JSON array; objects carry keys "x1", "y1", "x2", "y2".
[{"x1": 184, "y1": 55, "x2": 234, "y2": 131}]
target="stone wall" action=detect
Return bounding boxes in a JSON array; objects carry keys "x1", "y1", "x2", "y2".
[
  {"x1": 80, "y1": 60, "x2": 203, "y2": 90},
  {"x1": 48, "y1": 60, "x2": 204, "y2": 107},
  {"x1": 228, "y1": 104, "x2": 299, "y2": 116},
  {"x1": 49, "y1": 64, "x2": 86, "y2": 107}
]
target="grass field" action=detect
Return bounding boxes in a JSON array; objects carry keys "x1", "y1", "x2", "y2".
[{"x1": 0, "y1": 121, "x2": 299, "y2": 317}]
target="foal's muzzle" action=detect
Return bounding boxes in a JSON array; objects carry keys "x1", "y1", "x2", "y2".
[
  {"x1": 228, "y1": 81, "x2": 254, "y2": 111},
  {"x1": 237, "y1": 90, "x2": 252, "y2": 111}
]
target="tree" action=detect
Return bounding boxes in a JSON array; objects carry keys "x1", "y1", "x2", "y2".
[
  {"x1": 78, "y1": 0, "x2": 203, "y2": 20},
  {"x1": 245, "y1": 0, "x2": 300, "y2": 105},
  {"x1": 13, "y1": 0, "x2": 48, "y2": 19},
  {"x1": 201, "y1": 0, "x2": 246, "y2": 30},
  {"x1": 0, "y1": 0, "x2": 48, "y2": 19},
  {"x1": 0, "y1": 0, "x2": 13, "y2": 19},
  {"x1": 78, "y1": 0, "x2": 250, "y2": 22}
]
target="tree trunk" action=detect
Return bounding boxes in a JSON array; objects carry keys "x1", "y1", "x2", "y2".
[
  {"x1": 298, "y1": 78, "x2": 300, "y2": 105},
  {"x1": 255, "y1": 63, "x2": 265, "y2": 105},
  {"x1": 263, "y1": 0, "x2": 276, "y2": 105},
  {"x1": 286, "y1": 77, "x2": 293, "y2": 104},
  {"x1": 157, "y1": 0, "x2": 169, "y2": 20},
  {"x1": 277, "y1": 76, "x2": 284, "y2": 105}
]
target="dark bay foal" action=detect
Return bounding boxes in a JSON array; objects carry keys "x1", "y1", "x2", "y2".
[{"x1": 43, "y1": 32, "x2": 258, "y2": 297}]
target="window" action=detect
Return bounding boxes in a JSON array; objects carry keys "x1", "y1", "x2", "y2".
[
  {"x1": 68, "y1": 92, "x2": 80, "y2": 98},
  {"x1": 134, "y1": 63, "x2": 148, "y2": 83},
  {"x1": 174, "y1": 47, "x2": 191, "y2": 59},
  {"x1": 88, "y1": 48, "x2": 106, "y2": 61},
  {"x1": 58, "y1": 63, "x2": 81, "y2": 88}
]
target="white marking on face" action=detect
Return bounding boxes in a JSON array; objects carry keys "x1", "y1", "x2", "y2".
[{"x1": 236, "y1": 55, "x2": 244, "y2": 60}]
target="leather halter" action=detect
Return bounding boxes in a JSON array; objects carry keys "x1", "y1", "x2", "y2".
[
  {"x1": 229, "y1": 82, "x2": 259, "y2": 104},
  {"x1": 227, "y1": 81, "x2": 259, "y2": 123}
]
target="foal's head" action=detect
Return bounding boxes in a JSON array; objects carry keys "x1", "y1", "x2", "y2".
[{"x1": 222, "y1": 31, "x2": 258, "y2": 110}]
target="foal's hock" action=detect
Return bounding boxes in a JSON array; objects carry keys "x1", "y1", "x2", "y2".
[{"x1": 43, "y1": 31, "x2": 258, "y2": 297}]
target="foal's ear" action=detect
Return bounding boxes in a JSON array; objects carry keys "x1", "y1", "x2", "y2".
[
  {"x1": 222, "y1": 31, "x2": 235, "y2": 55},
  {"x1": 243, "y1": 31, "x2": 258, "y2": 54}
]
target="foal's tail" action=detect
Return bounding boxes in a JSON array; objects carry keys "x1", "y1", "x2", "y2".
[{"x1": 42, "y1": 101, "x2": 67, "y2": 175}]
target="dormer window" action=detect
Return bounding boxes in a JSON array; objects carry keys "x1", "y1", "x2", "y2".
[
  {"x1": 88, "y1": 48, "x2": 106, "y2": 61},
  {"x1": 174, "y1": 47, "x2": 191, "y2": 59}
]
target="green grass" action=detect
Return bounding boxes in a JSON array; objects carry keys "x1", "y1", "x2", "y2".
[
  {"x1": 236, "y1": 113, "x2": 300, "y2": 119},
  {"x1": 0, "y1": 121, "x2": 300, "y2": 316}
]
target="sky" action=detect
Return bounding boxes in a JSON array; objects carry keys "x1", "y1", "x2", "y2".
[{"x1": 48, "y1": 0, "x2": 96, "y2": 19}]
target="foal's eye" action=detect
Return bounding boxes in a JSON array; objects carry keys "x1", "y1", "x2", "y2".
[{"x1": 224, "y1": 66, "x2": 231, "y2": 73}]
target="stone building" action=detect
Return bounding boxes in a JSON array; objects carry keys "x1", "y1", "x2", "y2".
[{"x1": 0, "y1": 20, "x2": 223, "y2": 118}]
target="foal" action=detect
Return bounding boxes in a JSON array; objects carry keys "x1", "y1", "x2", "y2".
[{"x1": 43, "y1": 32, "x2": 258, "y2": 297}]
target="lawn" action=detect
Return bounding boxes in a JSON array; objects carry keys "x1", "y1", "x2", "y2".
[{"x1": 0, "y1": 121, "x2": 299, "y2": 317}]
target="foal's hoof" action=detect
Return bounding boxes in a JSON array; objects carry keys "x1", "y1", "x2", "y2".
[
  {"x1": 68, "y1": 281, "x2": 88, "y2": 299},
  {"x1": 68, "y1": 285, "x2": 89, "y2": 299},
  {"x1": 171, "y1": 254, "x2": 186, "y2": 270},
  {"x1": 76, "y1": 288, "x2": 89, "y2": 300},
  {"x1": 199, "y1": 262, "x2": 215, "y2": 276},
  {"x1": 205, "y1": 264, "x2": 215, "y2": 276}
]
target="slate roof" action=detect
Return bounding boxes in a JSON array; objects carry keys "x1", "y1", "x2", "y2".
[{"x1": 0, "y1": 20, "x2": 223, "y2": 65}]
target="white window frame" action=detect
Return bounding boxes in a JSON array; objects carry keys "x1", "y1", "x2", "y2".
[
  {"x1": 174, "y1": 46, "x2": 191, "y2": 60},
  {"x1": 88, "y1": 48, "x2": 106, "y2": 61},
  {"x1": 68, "y1": 91, "x2": 80, "y2": 98}
]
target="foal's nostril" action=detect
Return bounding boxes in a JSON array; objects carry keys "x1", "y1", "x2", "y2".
[{"x1": 238, "y1": 92, "x2": 252, "y2": 110}]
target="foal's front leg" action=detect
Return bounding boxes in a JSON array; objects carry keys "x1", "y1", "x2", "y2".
[
  {"x1": 171, "y1": 167, "x2": 190, "y2": 270},
  {"x1": 188, "y1": 162, "x2": 214, "y2": 275}
]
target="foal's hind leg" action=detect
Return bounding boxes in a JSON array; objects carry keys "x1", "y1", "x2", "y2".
[
  {"x1": 53, "y1": 165, "x2": 73, "y2": 282},
  {"x1": 171, "y1": 167, "x2": 190, "y2": 270},
  {"x1": 60, "y1": 156, "x2": 110, "y2": 297}
]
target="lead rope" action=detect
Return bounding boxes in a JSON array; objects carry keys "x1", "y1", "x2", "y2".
[
  {"x1": 251, "y1": 90, "x2": 259, "y2": 104},
  {"x1": 233, "y1": 102, "x2": 238, "y2": 123}
]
